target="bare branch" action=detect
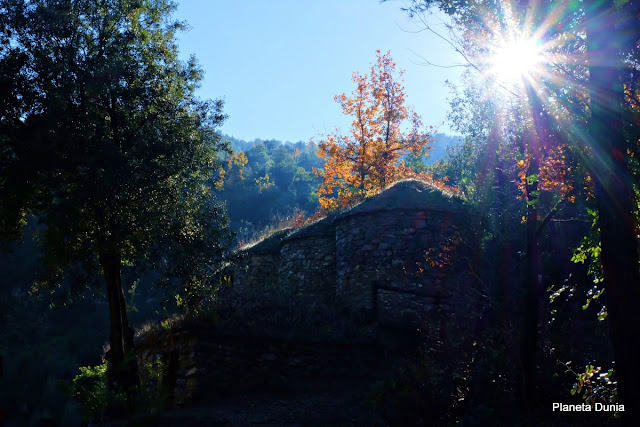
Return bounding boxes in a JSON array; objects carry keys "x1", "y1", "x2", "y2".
[
  {"x1": 395, "y1": 3, "x2": 522, "y2": 99},
  {"x1": 407, "y1": 48, "x2": 470, "y2": 69}
]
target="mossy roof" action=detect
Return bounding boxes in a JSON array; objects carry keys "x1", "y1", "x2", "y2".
[
  {"x1": 283, "y1": 214, "x2": 336, "y2": 242},
  {"x1": 240, "y1": 227, "x2": 292, "y2": 255},
  {"x1": 335, "y1": 179, "x2": 471, "y2": 220}
]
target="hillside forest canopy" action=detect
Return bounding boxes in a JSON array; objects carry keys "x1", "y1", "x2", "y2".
[{"x1": 1, "y1": 0, "x2": 640, "y2": 425}]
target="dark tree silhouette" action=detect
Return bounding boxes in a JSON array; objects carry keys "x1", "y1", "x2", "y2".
[{"x1": 0, "y1": 0, "x2": 230, "y2": 411}]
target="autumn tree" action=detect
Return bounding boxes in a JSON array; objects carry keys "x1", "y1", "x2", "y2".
[
  {"x1": 0, "y1": 0, "x2": 231, "y2": 413},
  {"x1": 315, "y1": 50, "x2": 433, "y2": 210}
]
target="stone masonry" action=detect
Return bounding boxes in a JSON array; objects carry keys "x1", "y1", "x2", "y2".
[
  {"x1": 278, "y1": 215, "x2": 336, "y2": 301},
  {"x1": 138, "y1": 180, "x2": 484, "y2": 408},
  {"x1": 235, "y1": 179, "x2": 481, "y2": 328}
]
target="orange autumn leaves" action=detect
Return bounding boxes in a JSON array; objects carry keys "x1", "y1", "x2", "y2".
[
  {"x1": 215, "y1": 151, "x2": 248, "y2": 189},
  {"x1": 313, "y1": 50, "x2": 447, "y2": 211},
  {"x1": 516, "y1": 144, "x2": 576, "y2": 204}
]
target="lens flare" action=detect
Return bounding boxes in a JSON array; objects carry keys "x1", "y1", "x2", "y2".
[{"x1": 491, "y1": 38, "x2": 543, "y2": 85}]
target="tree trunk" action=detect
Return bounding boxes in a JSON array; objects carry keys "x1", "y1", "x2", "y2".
[
  {"x1": 587, "y1": 2, "x2": 640, "y2": 417},
  {"x1": 118, "y1": 280, "x2": 137, "y2": 363},
  {"x1": 521, "y1": 177, "x2": 539, "y2": 410},
  {"x1": 521, "y1": 111, "x2": 541, "y2": 411},
  {"x1": 99, "y1": 250, "x2": 140, "y2": 402},
  {"x1": 520, "y1": 81, "x2": 554, "y2": 410}
]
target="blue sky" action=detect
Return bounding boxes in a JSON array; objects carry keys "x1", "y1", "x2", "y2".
[{"x1": 175, "y1": 0, "x2": 464, "y2": 143}]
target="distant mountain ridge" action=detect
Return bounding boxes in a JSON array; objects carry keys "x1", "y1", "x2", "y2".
[
  {"x1": 220, "y1": 133, "x2": 461, "y2": 165},
  {"x1": 426, "y1": 133, "x2": 462, "y2": 165}
]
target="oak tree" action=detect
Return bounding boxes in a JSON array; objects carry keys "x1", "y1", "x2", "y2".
[
  {"x1": 315, "y1": 50, "x2": 433, "y2": 210},
  {"x1": 0, "y1": 0, "x2": 231, "y2": 409}
]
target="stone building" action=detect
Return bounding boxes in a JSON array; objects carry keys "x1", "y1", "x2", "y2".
[
  {"x1": 334, "y1": 179, "x2": 477, "y2": 326},
  {"x1": 235, "y1": 179, "x2": 481, "y2": 329},
  {"x1": 138, "y1": 179, "x2": 484, "y2": 408}
]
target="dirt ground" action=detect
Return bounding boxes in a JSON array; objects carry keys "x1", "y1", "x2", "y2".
[{"x1": 144, "y1": 378, "x2": 387, "y2": 427}]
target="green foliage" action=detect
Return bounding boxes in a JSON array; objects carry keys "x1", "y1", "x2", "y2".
[
  {"x1": 70, "y1": 362, "x2": 110, "y2": 422},
  {"x1": 570, "y1": 209, "x2": 607, "y2": 319},
  {"x1": 69, "y1": 356, "x2": 173, "y2": 423},
  {"x1": 127, "y1": 279, "x2": 140, "y2": 313},
  {"x1": 568, "y1": 364, "x2": 618, "y2": 410},
  {"x1": 174, "y1": 276, "x2": 219, "y2": 317},
  {"x1": 135, "y1": 356, "x2": 171, "y2": 417},
  {"x1": 218, "y1": 137, "x2": 323, "y2": 244},
  {"x1": 429, "y1": 138, "x2": 479, "y2": 198},
  {"x1": 0, "y1": 0, "x2": 233, "y2": 413},
  {"x1": 0, "y1": 0, "x2": 232, "y2": 292},
  {"x1": 571, "y1": 216, "x2": 603, "y2": 283}
]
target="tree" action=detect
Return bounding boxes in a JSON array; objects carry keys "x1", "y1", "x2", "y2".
[
  {"x1": 314, "y1": 50, "x2": 433, "y2": 210},
  {"x1": 0, "y1": 0, "x2": 230, "y2": 412},
  {"x1": 396, "y1": 0, "x2": 640, "y2": 415},
  {"x1": 585, "y1": 1, "x2": 640, "y2": 415}
]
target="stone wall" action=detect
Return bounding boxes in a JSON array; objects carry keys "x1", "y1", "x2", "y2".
[
  {"x1": 136, "y1": 323, "x2": 385, "y2": 407},
  {"x1": 139, "y1": 180, "x2": 484, "y2": 407},
  {"x1": 278, "y1": 216, "x2": 336, "y2": 301},
  {"x1": 233, "y1": 228, "x2": 291, "y2": 289},
  {"x1": 335, "y1": 209, "x2": 470, "y2": 326},
  {"x1": 233, "y1": 179, "x2": 481, "y2": 329}
]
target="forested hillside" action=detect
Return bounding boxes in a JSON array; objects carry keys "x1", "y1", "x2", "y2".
[
  {"x1": 217, "y1": 133, "x2": 459, "y2": 244},
  {"x1": 217, "y1": 136, "x2": 323, "y2": 244}
]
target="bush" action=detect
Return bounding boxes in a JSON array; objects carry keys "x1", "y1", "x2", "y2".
[
  {"x1": 70, "y1": 361, "x2": 110, "y2": 422},
  {"x1": 370, "y1": 302, "x2": 521, "y2": 425},
  {"x1": 69, "y1": 356, "x2": 172, "y2": 423}
]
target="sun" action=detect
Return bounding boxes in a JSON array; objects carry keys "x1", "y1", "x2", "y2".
[{"x1": 490, "y1": 37, "x2": 543, "y2": 85}]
